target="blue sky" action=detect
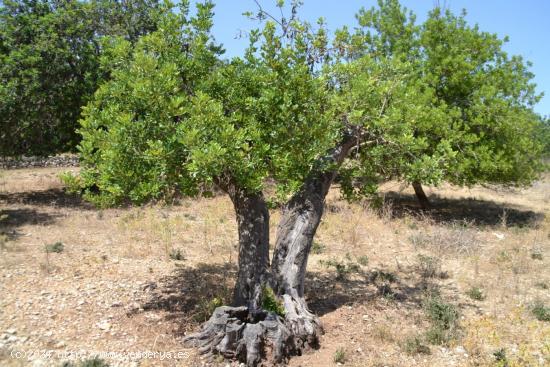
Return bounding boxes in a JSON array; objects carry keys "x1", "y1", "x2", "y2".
[{"x1": 202, "y1": 1, "x2": 550, "y2": 116}]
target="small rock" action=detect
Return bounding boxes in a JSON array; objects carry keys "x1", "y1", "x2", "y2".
[
  {"x1": 111, "y1": 301, "x2": 123, "y2": 307},
  {"x1": 6, "y1": 328, "x2": 16, "y2": 335},
  {"x1": 55, "y1": 341, "x2": 66, "y2": 348},
  {"x1": 97, "y1": 321, "x2": 111, "y2": 331}
]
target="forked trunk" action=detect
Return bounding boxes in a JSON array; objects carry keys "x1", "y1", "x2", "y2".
[
  {"x1": 185, "y1": 134, "x2": 359, "y2": 366},
  {"x1": 412, "y1": 181, "x2": 431, "y2": 209},
  {"x1": 184, "y1": 187, "x2": 294, "y2": 365}
]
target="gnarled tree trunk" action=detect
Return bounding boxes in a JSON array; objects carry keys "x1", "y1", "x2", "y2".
[
  {"x1": 270, "y1": 135, "x2": 358, "y2": 353},
  {"x1": 412, "y1": 181, "x2": 431, "y2": 209},
  {"x1": 184, "y1": 187, "x2": 287, "y2": 366},
  {"x1": 185, "y1": 134, "x2": 360, "y2": 366}
]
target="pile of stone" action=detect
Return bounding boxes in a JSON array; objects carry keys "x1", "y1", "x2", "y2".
[{"x1": 0, "y1": 154, "x2": 79, "y2": 169}]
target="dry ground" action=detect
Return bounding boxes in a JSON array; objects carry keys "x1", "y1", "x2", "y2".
[{"x1": 0, "y1": 167, "x2": 548, "y2": 367}]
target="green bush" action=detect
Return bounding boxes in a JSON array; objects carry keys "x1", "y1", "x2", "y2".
[
  {"x1": 531, "y1": 301, "x2": 550, "y2": 322},
  {"x1": 45, "y1": 242, "x2": 65, "y2": 253},
  {"x1": 466, "y1": 286, "x2": 486, "y2": 301},
  {"x1": 404, "y1": 336, "x2": 431, "y2": 355},
  {"x1": 423, "y1": 293, "x2": 460, "y2": 345}
]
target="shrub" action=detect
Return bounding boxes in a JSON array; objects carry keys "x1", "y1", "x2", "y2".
[
  {"x1": 531, "y1": 251, "x2": 543, "y2": 260},
  {"x1": 404, "y1": 336, "x2": 431, "y2": 355},
  {"x1": 357, "y1": 255, "x2": 369, "y2": 266},
  {"x1": 466, "y1": 286, "x2": 486, "y2": 301},
  {"x1": 493, "y1": 348, "x2": 508, "y2": 367},
  {"x1": 311, "y1": 241, "x2": 326, "y2": 254},
  {"x1": 319, "y1": 257, "x2": 361, "y2": 280},
  {"x1": 423, "y1": 293, "x2": 460, "y2": 345},
  {"x1": 531, "y1": 301, "x2": 550, "y2": 322},
  {"x1": 194, "y1": 296, "x2": 224, "y2": 322},
  {"x1": 45, "y1": 242, "x2": 65, "y2": 253}
]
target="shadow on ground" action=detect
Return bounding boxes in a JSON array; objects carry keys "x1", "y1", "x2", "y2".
[
  {"x1": 383, "y1": 192, "x2": 544, "y2": 228},
  {"x1": 0, "y1": 208, "x2": 61, "y2": 240},
  {"x1": 137, "y1": 262, "x2": 428, "y2": 335},
  {"x1": 0, "y1": 188, "x2": 91, "y2": 209}
]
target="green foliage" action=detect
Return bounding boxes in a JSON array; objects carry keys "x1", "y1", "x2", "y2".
[
  {"x1": 333, "y1": 347, "x2": 347, "y2": 364},
  {"x1": 0, "y1": 0, "x2": 162, "y2": 156},
  {"x1": 194, "y1": 296, "x2": 224, "y2": 322},
  {"x1": 531, "y1": 301, "x2": 550, "y2": 322},
  {"x1": 319, "y1": 255, "x2": 361, "y2": 280},
  {"x1": 404, "y1": 336, "x2": 431, "y2": 355},
  {"x1": 261, "y1": 285, "x2": 285, "y2": 317},
  {"x1": 337, "y1": 0, "x2": 546, "y2": 196},
  {"x1": 466, "y1": 286, "x2": 486, "y2": 301},
  {"x1": 423, "y1": 292, "x2": 460, "y2": 345},
  {"x1": 311, "y1": 241, "x2": 326, "y2": 254},
  {"x1": 45, "y1": 242, "x2": 64, "y2": 253},
  {"x1": 493, "y1": 348, "x2": 508, "y2": 367}
]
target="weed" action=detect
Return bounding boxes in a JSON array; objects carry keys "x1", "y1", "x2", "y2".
[
  {"x1": 423, "y1": 292, "x2": 460, "y2": 345},
  {"x1": 531, "y1": 301, "x2": 550, "y2": 322},
  {"x1": 357, "y1": 255, "x2": 369, "y2": 266},
  {"x1": 493, "y1": 348, "x2": 508, "y2": 367},
  {"x1": 531, "y1": 251, "x2": 543, "y2": 260},
  {"x1": 370, "y1": 270, "x2": 397, "y2": 284},
  {"x1": 311, "y1": 241, "x2": 326, "y2": 254},
  {"x1": 333, "y1": 347, "x2": 347, "y2": 364},
  {"x1": 319, "y1": 257, "x2": 360, "y2": 280},
  {"x1": 194, "y1": 296, "x2": 224, "y2": 322},
  {"x1": 403, "y1": 336, "x2": 431, "y2": 355},
  {"x1": 261, "y1": 286, "x2": 285, "y2": 317},
  {"x1": 466, "y1": 286, "x2": 486, "y2": 301},
  {"x1": 534, "y1": 282, "x2": 548, "y2": 290},
  {"x1": 169, "y1": 248, "x2": 185, "y2": 261},
  {"x1": 417, "y1": 254, "x2": 442, "y2": 278},
  {"x1": 45, "y1": 242, "x2": 64, "y2": 253}
]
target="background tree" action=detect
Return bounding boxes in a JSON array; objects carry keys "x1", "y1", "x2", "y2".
[
  {"x1": 0, "y1": 0, "x2": 162, "y2": 156},
  {"x1": 339, "y1": 0, "x2": 546, "y2": 208}
]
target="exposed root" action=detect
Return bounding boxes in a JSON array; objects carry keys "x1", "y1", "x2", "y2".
[{"x1": 184, "y1": 301, "x2": 322, "y2": 366}]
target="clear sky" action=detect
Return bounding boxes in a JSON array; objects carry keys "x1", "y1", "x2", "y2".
[{"x1": 201, "y1": 0, "x2": 550, "y2": 117}]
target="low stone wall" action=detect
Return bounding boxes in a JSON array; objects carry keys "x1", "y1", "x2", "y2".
[{"x1": 0, "y1": 154, "x2": 79, "y2": 169}]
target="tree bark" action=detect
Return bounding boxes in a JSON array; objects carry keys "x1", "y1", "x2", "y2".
[
  {"x1": 185, "y1": 186, "x2": 296, "y2": 366},
  {"x1": 185, "y1": 132, "x2": 361, "y2": 366},
  {"x1": 412, "y1": 181, "x2": 431, "y2": 209},
  {"x1": 228, "y1": 187, "x2": 270, "y2": 308},
  {"x1": 270, "y1": 134, "x2": 359, "y2": 351}
]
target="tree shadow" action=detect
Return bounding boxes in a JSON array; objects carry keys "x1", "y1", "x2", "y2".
[
  {"x1": 0, "y1": 208, "x2": 61, "y2": 240},
  {"x1": 136, "y1": 263, "x2": 237, "y2": 336},
  {"x1": 135, "y1": 262, "x2": 429, "y2": 335},
  {"x1": 383, "y1": 191, "x2": 544, "y2": 228},
  {"x1": 0, "y1": 188, "x2": 92, "y2": 209}
]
